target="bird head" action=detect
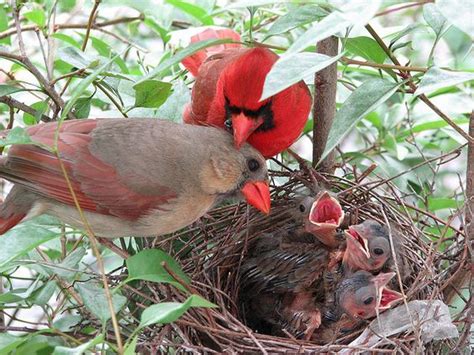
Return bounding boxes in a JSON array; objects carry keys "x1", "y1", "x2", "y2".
[
  {"x1": 200, "y1": 138, "x2": 270, "y2": 214},
  {"x1": 301, "y1": 191, "x2": 344, "y2": 247},
  {"x1": 218, "y1": 47, "x2": 278, "y2": 149},
  {"x1": 338, "y1": 270, "x2": 403, "y2": 320},
  {"x1": 343, "y1": 220, "x2": 391, "y2": 272}
]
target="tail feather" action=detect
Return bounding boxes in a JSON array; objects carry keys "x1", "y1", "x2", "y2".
[
  {"x1": 0, "y1": 186, "x2": 32, "y2": 235},
  {"x1": 181, "y1": 28, "x2": 241, "y2": 76},
  {"x1": 0, "y1": 211, "x2": 26, "y2": 235}
]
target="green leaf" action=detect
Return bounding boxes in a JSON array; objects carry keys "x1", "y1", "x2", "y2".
[
  {"x1": 166, "y1": 0, "x2": 213, "y2": 25},
  {"x1": 57, "y1": 47, "x2": 93, "y2": 69},
  {"x1": 126, "y1": 249, "x2": 190, "y2": 291},
  {"x1": 53, "y1": 315, "x2": 82, "y2": 332},
  {"x1": 415, "y1": 67, "x2": 474, "y2": 96},
  {"x1": 321, "y1": 78, "x2": 403, "y2": 162},
  {"x1": 267, "y1": 5, "x2": 327, "y2": 36},
  {"x1": 52, "y1": 33, "x2": 81, "y2": 48},
  {"x1": 137, "y1": 38, "x2": 234, "y2": 84},
  {"x1": 261, "y1": 52, "x2": 342, "y2": 100},
  {"x1": 389, "y1": 24, "x2": 421, "y2": 48},
  {"x1": 0, "y1": 7, "x2": 11, "y2": 45},
  {"x1": 24, "y1": 9, "x2": 46, "y2": 27},
  {"x1": 0, "y1": 84, "x2": 24, "y2": 96},
  {"x1": 23, "y1": 101, "x2": 48, "y2": 125},
  {"x1": 30, "y1": 281, "x2": 57, "y2": 305},
  {"x1": 0, "y1": 216, "x2": 61, "y2": 271},
  {"x1": 0, "y1": 333, "x2": 24, "y2": 353},
  {"x1": 435, "y1": 0, "x2": 473, "y2": 37},
  {"x1": 133, "y1": 80, "x2": 172, "y2": 108},
  {"x1": 156, "y1": 81, "x2": 191, "y2": 122},
  {"x1": 76, "y1": 283, "x2": 127, "y2": 324},
  {"x1": 139, "y1": 294, "x2": 216, "y2": 329},
  {"x1": 0, "y1": 127, "x2": 33, "y2": 147},
  {"x1": 72, "y1": 97, "x2": 91, "y2": 119},
  {"x1": 61, "y1": 50, "x2": 125, "y2": 120},
  {"x1": 53, "y1": 334, "x2": 104, "y2": 355},
  {"x1": 124, "y1": 336, "x2": 138, "y2": 355},
  {"x1": 345, "y1": 36, "x2": 387, "y2": 64},
  {"x1": 427, "y1": 197, "x2": 463, "y2": 211},
  {"x1": 423, "y1": 4, "x2": 447, "y2": 37}
]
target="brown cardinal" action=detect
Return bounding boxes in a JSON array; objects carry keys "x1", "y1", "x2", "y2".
[
  {"x1": 181, "y1": 28, "x2": 312, "y2": 158},
  {"x1": 343, "y1": 219, "x2": 392, "y2": 272},
  {"x1": 0, "y1": 118, "x2": 270, "y2": 237}
]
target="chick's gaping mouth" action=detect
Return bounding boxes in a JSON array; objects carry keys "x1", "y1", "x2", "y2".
[
  {"x1": 347, "y1": 227, "x2": 370, "y2": 258},
  {"x1": 309, "y1": 196, "x2": 342, "y2": 225},
  {"x1": 379, "y1": 287, "x2": 403, "y2": 309}
]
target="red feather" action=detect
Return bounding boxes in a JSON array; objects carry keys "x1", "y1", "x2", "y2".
[
  {"x1": 181, "y1": 28, "x2": 312, "y2": 158},
  {"x1": 2, "y1": 120, "x2": 176, "y2": 220}
]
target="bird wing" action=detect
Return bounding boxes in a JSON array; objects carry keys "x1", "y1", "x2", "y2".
[{"x1": 0, "y1": 119, "x2": 176, "y2": 220}]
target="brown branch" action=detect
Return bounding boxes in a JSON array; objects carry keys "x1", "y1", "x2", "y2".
[
  {"x1": 375, "y1": 0, "x2": 432, "y2": 17},
  {"x1": 341, "y1": 57, "x2": 427, "y2": 72},
  {"x1": 444, "y1": 110, "x2": 473, "y2": 305},
  {"x1": 82, "y1": 0, "x2": 101, "y2": 51},
  {"x1": 312, "y1": 36, "x2": 338, "y2": 173},
  {"x1": 0, "y1": 96, "x2": 53, "y2": 122},
  {"x1": 365, "y1": 24, "x2": 473, "y2": 144}
]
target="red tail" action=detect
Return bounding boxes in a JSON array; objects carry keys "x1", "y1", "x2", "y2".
[
  {"x1": 0, "y1": 186, "x2": 30, "y2": 235},
  {"x1": 181, "y1": 28, "x2": 241, "y2": 76}
]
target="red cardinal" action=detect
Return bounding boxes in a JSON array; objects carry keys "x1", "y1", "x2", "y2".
[
  {"x1": 0, "y1": 119, "x2": 270, "y2": 237},
  {"x1": 181, "y1": 28, "x2": 312, "y2": 158}
]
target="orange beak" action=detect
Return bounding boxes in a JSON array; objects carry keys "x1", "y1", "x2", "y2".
[
  {"x1": 232, "y1": 113, "x2": 264, "y2": 149},
  {"x1": 241, "y1": 181, "x2": 271, "y2": 214}
]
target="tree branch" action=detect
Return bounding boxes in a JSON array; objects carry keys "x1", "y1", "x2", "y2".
[
  {"x1": 0, "y1": 96, "x2": 53, "y2": 122},
  {"x1": 365, "y1": 24, "x2": 473, "y2": 144},
  {"x1": 312, "y1": 36, "x2": 338, "y2": 172}
]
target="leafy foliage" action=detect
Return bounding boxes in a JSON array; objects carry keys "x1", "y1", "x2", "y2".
[{"x1": 0, "y1": 0, "x2": 472, "y2": 353}]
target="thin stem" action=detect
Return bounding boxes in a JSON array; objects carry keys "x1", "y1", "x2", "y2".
[
  {"x1": 82, "y1": 0, "x2": 101, "y2": 51},
  {"x1": 375, "y1": 0, "x2": 432, "y2": 17},
  {"x1": 341, "y1": 56, "x2": 427, "y2": 72}
]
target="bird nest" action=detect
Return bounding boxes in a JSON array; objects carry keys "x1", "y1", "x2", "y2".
[{"x1": 128, "y1": 165, "x2": 467, "y2": 353}]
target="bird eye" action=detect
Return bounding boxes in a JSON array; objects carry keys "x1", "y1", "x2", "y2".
[
  {"x1": 299, "y1": 204, "x2": 306, "y2": 212},
  {"x1": 373, "y1": 248, "x2": 385, "y2": 255},
  {"x1": 247, "y1": 159, "x2": 260, "y2": 172},
  {"x1": 363, "y1": 297, "x2": 374, "y2": 305},
  {"x1": 224, "y1": 119, "x2": 233, "y2": 130}
]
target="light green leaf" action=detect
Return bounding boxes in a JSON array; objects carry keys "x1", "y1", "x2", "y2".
[
  {"x1": 0, "y1": 127, "x2": 33, "y2": 147},
  {"x1": 345, "y1": 36, "x2": 387, "y2": 64},
  {"x1": 133, "y1": 80, "x2": 172, "y2": 108},
  {"x1": 166, "y1": 0, "x2": 213, "y2": 25},
  {"x1": 24, "y1": 9, "x2": 46, "y2": 27},
  {"x1": 223, "y1": 0, "x2": 286, "y2": 10},
  {"x1": 156, "y1": 81, "x2": 191, "y2": 122},
  {"x1": 139, "y1": 294, "x2": 216, "y2": 329},
  {"x1": 53, "y1": 334, "x2": 104, "y2": 355},
  {"x1": 321, "y1": 78, "x2": 403, "y2": 162},
  {"x1": 0, "y1": 84, "x2": 24, "y2": 96},
  {"x1": 0, "y1": 216, "x2": 61, "y2": 271},
  {"x1": 423, "y1": 4, "x2": 447, "y2": 37},
  {"x1": 261, "y1": 52, "x2": 342, "y2": 100},
  {"x1": 72, "y1": 97, "x2": 91, "y2": 119},
  {"x1": 0, "y1": 8, "x2": 11, "y2": 45},
  {"x1": 126, "y1": 249, "x2": 190, "y2": 291},
  {"x1": 427, "y1": 197, "x2": 463, "y2": 211},
  {"x1": 53, "y1": 315, "x2": 82, "y2": 332},
  {"x1": 30, "y1": 281, "x2": 57, "y2": 305},
  {"x1": 57, "y1": 47, "x2": 93, "y2": 69},
  {"x1": 435, "y1": 0, "x2": 474, "y2": 37},
  {"x1": 52, "y1": 33, "x2": 81, "y2": 48},
  {"x1": 267, "y1": 5, "x2": 327, "y2": 36},
  {"x1": 415, "y1": 67, "x2": 474, "y2": 96},
  {"x1": 124, "y1": 336, "x2": 138, "y2": 355},
  {"x1": 137, "y1": 38, "x2": 234, "y2": 84},
  {"x1": 76, "y1": 283, "x2": 127, "y2": 324},
  {"x1": 23, "y1": 101, "x2": 48, "y2": 125},
  {"x1": 0, "y1": 333, "x2": 24, "y2": 353}
]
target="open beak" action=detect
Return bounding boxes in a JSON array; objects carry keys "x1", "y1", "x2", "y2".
[
  {"x1": 308, "y1": 192, "x2": 343, "y2": 227},
  {"x1": 232, "y1": 113, "x2": 264, "y2": 149},
  {"x1": 346, "y1": 226, "x2": 370, "y2": 259},
  {"x1": 241, "y1": 181, "x2": 271, "y2": 214},
  {"x1": 373, "y1": 272, "x2": 404, "y2": 310}
]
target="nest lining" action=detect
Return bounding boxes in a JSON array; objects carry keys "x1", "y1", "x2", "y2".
[{"x1": 128, "y1": 168, "x2": 465, "y2": 353}]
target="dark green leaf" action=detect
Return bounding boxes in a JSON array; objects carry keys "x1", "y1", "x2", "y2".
[
  {"x1": 321, "y1": 78, "x2": 403, "y2": 162},
  {"x1": 166, "y1": 0, "x2": 213, "y2": 25},
  {"x1": 76, "y1": 283, "x2": 127, "y2": 324},
  {"x1": 72, "y1": 98, "x2": 91, "y2": 119},
  {"x1": 126, "y1": 249, "x2": 190, "y2": 291},
  {"x1": 0, "y1": 84, "x2": 24, "y2": 96},
  {"x1": 0, "y1": 127, "x2": 33, "y2": 147},
  {"x1": 156, "y1": 81, "x2": 190, "y2": 122},
  {"x1": 24, "y1": 9, "x2": 46, "y2": 27},
  {"x1": 267, "y1": 5, "x2": 327, "y2": 36},
  {"x1": 261, "y1": 52, "x2": 342, "y2": 100},
  {"x1": 0, "y1": 216, "x2": 62, "y2": 271},
  {"x1": 345, "y1": 36, "x2": 387, "y2": 64},
  {"x1": 134, "y1": 80, "x2": 172, "y2": 108},
  {"x1": 415, "y1": 67, "x2": 474, "y2": 96},
  {"x1": 139, "y1": 294, "x2": 216, "y2": 329},
  {"x1": 23, "y1": 101, "x2": 48, "y2": 125}
]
